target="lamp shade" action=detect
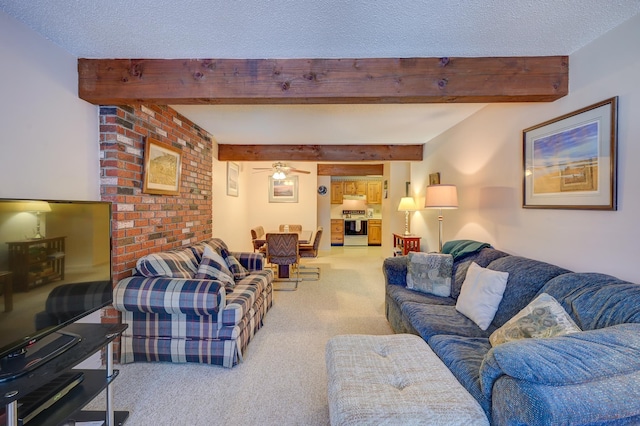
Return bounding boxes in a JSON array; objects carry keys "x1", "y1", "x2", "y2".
[
  {"x1": 424, "y1": 185, "x2": 458, "y2": 209},
  {"x1": 397, "y1": 197, "x2": 418, "y2": 212}
]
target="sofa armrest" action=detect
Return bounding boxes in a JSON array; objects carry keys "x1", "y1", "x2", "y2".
[
  {"x1": 231, "y1": 251, "x2": 264, "y2": 271},
  {"x1": 382, "y1": 256, "x2": 408, "y2": 287},
  {"x1": 491, "y1": 371, "x2": 640, "y2": 425},
  {"x1": 113, "y1": 276, "x2": 225, "y2": 316},
  {"x1": 481, "y1": 324, "x2": 640, "y2": 425}
]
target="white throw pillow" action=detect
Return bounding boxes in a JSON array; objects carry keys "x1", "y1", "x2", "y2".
[{"x1": 455, "y1": 262, "x2": 509, "y2": 330}]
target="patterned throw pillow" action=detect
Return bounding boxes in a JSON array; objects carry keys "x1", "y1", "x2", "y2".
[
  {"x1": 406, "y1": 252, "x2": 453, "y2": 297},
  {"x1": 489, "y1": 293, "x2": 581, "y2": 347},
  {"x1": 220, "y1": 248, "x2": 249, "y2": 280},
  {"x1": 136, "y1": 248, "x2": 199, "y2": 278},
  {"x1": 194, "y1": 252, "x2": 235, "y2": 292}
]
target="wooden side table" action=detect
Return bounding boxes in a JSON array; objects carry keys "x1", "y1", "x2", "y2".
[
  {"x1": 393, "y1": 234, "x2": 422, "y2": 255},
  {"x1": 0, "y1": 271, "x2": 13, "y2": 312}
]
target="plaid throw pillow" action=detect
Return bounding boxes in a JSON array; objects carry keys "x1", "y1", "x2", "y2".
[
  {"x1": 220, "y1": 248, "x2": 249, "y2": 280},
  {"x1": 194, "y1": 252, "x2": 235, "y2": 292}
]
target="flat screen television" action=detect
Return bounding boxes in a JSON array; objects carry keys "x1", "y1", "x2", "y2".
[{"x1": 0, "y1": 199, "x2": 113, "y2": 382}]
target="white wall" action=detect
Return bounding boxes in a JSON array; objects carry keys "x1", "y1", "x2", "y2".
[
  {"x1": 411, "y1": 14, "x2": 640, "y2": 282},
  {"x1": 0, "y1": 11, "x2": 100, "y2": 201}
]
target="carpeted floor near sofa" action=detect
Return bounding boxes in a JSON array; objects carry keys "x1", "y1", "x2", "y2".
[{"x1": 85, "y1": 246, "x2": 392, "y2": 425}]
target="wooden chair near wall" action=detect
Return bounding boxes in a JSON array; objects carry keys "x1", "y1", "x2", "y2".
[
  {"x1": 278, "y1": 224, "x2": 303, "y2": 232},
  {"x1": 299, "y1": 226, "x2": 323, "y2": 281},
  {"x1": 251, "y1": 226, "x2": 267, "y2": 254}
]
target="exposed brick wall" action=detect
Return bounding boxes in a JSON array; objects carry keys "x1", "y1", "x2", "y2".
[{"x1": 98, "y1": 105, "x2": 213, "y2": 331}]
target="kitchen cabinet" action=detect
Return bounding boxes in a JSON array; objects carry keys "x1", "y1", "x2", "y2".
[
  {"x1": 366, "y1": 181, "x2": 382, "y2": 204},
  {"x1": 331, "y1": 219, "x2": 344, "y2": 245},
  {"x1": 330, "y1": 182, "x2": 344, "y2": 204},
  {"x1": 343, "y1": 181, "x2": 357, "y2": 195},
  {"x1": 368, "y1": 219, "x2": 382, "y2": 245}
]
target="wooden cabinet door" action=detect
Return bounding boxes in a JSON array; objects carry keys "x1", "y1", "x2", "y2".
[
  {"x1": 343, "y1": 181, "x2": 357, "y2": 195},
  {"x1": 355, "y1": 181, "x2": 367, "y2": 195},
  {"x1": 331, "y1": 219, "x2": 344, "y2": 245},
  {"x1": 366, "y1": 181, "x2": 382, "y2": 204},
  {"x1": 330, "y1": 182, "x2": 344, "y2": 204},
  {"x1": 368, "y1": 219, "x2": 382, "y2": 245}
]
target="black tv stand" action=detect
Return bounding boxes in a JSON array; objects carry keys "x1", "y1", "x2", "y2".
[
  {"x1": 0, "y1": 331, "x2": 81, "y2": 383},
  {"x1": 0, "y1": 323, "x2": 128, "y2": 426}
]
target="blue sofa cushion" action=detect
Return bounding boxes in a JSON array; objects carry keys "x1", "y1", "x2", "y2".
[
  {"x1": 429, "y1": 335, "x2": 493, "y2": 415},
  {"x1": 540, "y1": 272, "x2": 640, "y2": 330},
  {"x1": 451, "y1": 248, "x2": 511, "y2": 299},
  {"x1": 386, "y1": 284, "x2": 456, "y2": 308},
  {"x1": 480, "y1": 323, "x2": 640, "y2": 400},
  {"x1": 401, "y1": 302, "x2": 495, "y2": 340},
  {"x1": 486, "y1": 256, "x2": 571, "y2": 327}
]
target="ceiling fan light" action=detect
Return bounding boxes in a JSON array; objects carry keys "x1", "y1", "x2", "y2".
[{"x1": 273, "y1": 170, "x2": 286, "y2": 179}]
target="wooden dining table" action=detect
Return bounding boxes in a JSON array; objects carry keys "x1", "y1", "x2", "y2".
[{"x1": 259, "y1": 230, "x2": 313, "y2": 278}]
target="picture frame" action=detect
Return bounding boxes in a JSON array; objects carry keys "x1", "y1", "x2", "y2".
[
  {"x1": 143, "y1": 138, "x2": 182, "y2": 195},
  {"x1": 429, "y1": 172, "x2": 441, "y2": 185},
  {"x1": 227, "y1": 162, "x2": 239, "y2": 197},
  {"x1": 269, "y1": 176, "x2": 298, "y2": 203},
  {"x1": 523, "y1": 97, "x2": 618, "y2": 210}
]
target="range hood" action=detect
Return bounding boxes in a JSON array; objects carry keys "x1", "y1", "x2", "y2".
[{"x1": 342, "y1": 194, "x2": 366, "y2": 200}]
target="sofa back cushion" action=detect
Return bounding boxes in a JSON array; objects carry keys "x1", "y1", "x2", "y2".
[
  {"x1": 451, "y1": 248, "x2": 511, "y2": 299},
  {"x1": 486, "y1": 256, "x2": 571, "y2": 327},
  {"x1": 540, "y1": 272, "x2": 640, "y2": 331},
  {"x1": 136, "y1": 247, "x2": 199, "y2": 278},
  {"x1": 190, "y1": 238, "x2": 229, "y2": 262}
]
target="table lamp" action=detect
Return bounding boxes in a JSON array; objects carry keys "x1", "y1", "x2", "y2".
[
  {"x1": 397, "y1": 196, "x2": 417, "y2": 236},
  {"x1": 29, "y1": 201, "x2": 52, "y2": 239},
  {"x1": 424, "y1": 184, "x2": 458, "y2": 251}
]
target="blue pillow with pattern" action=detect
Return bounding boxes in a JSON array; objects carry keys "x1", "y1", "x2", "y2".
[
  {"x1": 194, "y1": 252, "x2": 235, "y2": 292},
  {"x1": 220, "y1": 248, "x2": 249, "y2": 280}
]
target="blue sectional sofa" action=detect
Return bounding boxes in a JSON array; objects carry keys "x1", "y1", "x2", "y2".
[
  {"x1": 383, "y1": 242, "x2": 640, "y2": 425},
  {"x1": 113, "y1": 238, "x2": 273, "y2": 368}
]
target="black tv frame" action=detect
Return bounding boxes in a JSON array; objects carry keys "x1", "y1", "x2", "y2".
[{"x1": 0, "y1": 199, "x2": 113, "y2": 382}]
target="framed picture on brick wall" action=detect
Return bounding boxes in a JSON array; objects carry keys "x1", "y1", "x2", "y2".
[{"x1": 143, "y1": 138, "x2": 182, "y2": 195}]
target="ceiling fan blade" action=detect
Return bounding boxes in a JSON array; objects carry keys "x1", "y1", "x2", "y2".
[{"x1": 289, "y1": 168, "x2": 311, "y2": 174}]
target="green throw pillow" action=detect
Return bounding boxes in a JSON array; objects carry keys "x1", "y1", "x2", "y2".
[{"x1": 406, "y1": 252, "x2": 453, "y2": 297}]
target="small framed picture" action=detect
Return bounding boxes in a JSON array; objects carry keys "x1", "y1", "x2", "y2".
[
  {"x1": 143, "y1": 138, "x2": 182, "y2": 195},
  {"x1": 429, "y1": 173, "x2": 441, "y2": 185}
]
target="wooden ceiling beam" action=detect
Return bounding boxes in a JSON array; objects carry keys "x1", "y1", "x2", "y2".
[
  {"x1": 217, "y1": 144, "x2": 423, "y2": 162},
  {"x1": 317, "y1": 164, "x2": 384, "y2": 176},
  {"x1": 78, "y1": 56, "x2": 568, "y2": 105}
]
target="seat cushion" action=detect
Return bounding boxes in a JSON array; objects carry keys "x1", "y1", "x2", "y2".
[
  {"x1": 386, "y1": 283, "x2": 456, "y2": 308},
  {"x1": 400, "y1": 302, "x2": 495, "y2": 340},
  {"x1": 429, "y1": 335, "x2": 493, "y2": 415}
]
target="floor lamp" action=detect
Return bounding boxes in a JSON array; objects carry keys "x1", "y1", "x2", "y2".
[
  {"x1": 424, "y1": 184, "x2": 458, "y2": 252},
  {"x1": 397, "y1": 197, "x2": 417, "y2": 235}
]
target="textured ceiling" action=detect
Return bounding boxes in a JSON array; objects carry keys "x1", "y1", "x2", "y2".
[{"x1": 2, "y1": 1, "x2": 639, "y2": 146}]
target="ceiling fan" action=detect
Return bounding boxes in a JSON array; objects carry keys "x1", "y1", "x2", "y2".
[{"x1": 252, "y1": 162, "x2": 310, "y2": 179}]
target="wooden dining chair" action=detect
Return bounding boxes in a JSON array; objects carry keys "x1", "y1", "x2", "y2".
[
  {"x1": 299, "y1": 226, "x2": 323, "y2": 281},
  {"x1": 265, "y1": 232, "x2": 300, "y2": 290},
  {"x1": 250, "y1": 226, "x2": 267, "y2": 254},
  {"x1": 278, "y1": 224, "x2": 302, "y2": 232}
]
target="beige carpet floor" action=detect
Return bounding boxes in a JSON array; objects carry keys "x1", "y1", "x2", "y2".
[{"x1": 87, "y1": 246, "x2": 393, "y2": 425}]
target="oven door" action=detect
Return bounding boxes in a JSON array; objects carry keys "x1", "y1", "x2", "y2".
[{"x1": 344, "y1": 220, "x2": 368, "y2": 236}]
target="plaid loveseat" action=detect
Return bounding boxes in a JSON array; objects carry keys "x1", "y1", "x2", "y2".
[{"x1": 113, "y1": 238, "x2": 273, "y2": 368}]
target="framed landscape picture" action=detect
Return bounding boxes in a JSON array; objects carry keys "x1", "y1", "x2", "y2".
[
  {"x1": 143, "y1": 138, "x2": 182, "y2": 195},
  {"x1": 523, "y1": 97, "x2": 618, "y2": 210},
  {"x1": 269, "y1": 176, "x2": 298, "y2": 203}
]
